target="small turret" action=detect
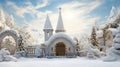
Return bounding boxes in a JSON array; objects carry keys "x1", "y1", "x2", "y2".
[{"x1": 43, "y1": 15, "x2": 53, "y2": 41}]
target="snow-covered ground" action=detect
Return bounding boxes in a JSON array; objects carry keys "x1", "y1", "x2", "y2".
[{"x1": 0, "y1": 57, "x2": 120, "y2": 67}]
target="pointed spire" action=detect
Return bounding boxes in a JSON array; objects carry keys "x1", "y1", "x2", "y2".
[
  {"x1": 44, "y1": 14, "x2": 53, "y2": 30},
  {"x1": 55, "y1": 7, "x2": 65, "y2": 33}
]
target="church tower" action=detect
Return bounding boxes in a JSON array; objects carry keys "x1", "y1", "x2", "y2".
[
  {"x1": 55, "y1": 8, "x2": 65, "y2": 33},
  {"x1": 43, "y1": 15, "x2": 53, "y2": 41}
]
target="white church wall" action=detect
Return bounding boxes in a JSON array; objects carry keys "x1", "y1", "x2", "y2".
[{"x1": 45, "y1": 33, "x2": 76, "y2": 56}]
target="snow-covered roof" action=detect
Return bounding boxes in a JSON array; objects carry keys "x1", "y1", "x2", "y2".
[
  {"x1": 56, "y1": 8, "x2": 65, "y2": 32},
  {"x1": 45, "y1": 32, "x2": 76, "y2": 46},
  {"x1": 44, "y1": 15, "x2": 53, "y2": 29},
  {"x1": 96, "y1": 30, "x2": 103, "y2": 38}
]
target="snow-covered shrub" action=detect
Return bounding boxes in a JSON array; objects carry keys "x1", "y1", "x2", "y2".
[
  {"x1": 78, "y1": 47, "x2": 101, "y2": 59},
  {"x1": 4, "y1": 55, "x2": 17, "y2": 62},
  {"x1": 14, "y1": 51, "x2": 26, "y2": 58},
  {"x1": 92, "y1": 49, "x2": 101, "y2": 58},
  {"x1": 0, "y1": 48, "x2": 10, "y2": 56},
  {"x1": 0, "y1": 48, "x2": 17, "y2": 62},
  {"x1": 14, "y1": 52, "x2": 21, "y2": 58},
  {"x1": 86, "y1": 48, "x2": 101, "y2": 59}
]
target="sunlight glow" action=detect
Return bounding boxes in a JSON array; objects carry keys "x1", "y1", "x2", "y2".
[{"x1": 65, "y1": 12, "x2": 75, "y2": 19}]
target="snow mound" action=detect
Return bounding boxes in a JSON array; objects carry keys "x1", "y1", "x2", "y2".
[
  {"x1": 79, "y1": 47, "x2": 102, "y2": 59},
  {"x1": 0, "y1": 48, "x2": 17, "y2": 62}
]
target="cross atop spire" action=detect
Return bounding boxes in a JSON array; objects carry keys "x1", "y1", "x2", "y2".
[
  {"x1": 59, "y1": 7, "x2": 61, "y2": 13},
  {"x1": 55, "y1": 7, "x2": 65, "y2": 33}
]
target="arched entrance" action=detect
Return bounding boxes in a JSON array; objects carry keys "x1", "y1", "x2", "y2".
[
  {"x1": 0, "y1": 30, "x2": 18, "y2": 54},
  {"x1": 55, "y1": 42, "x2": 66, "y2": 56},
  {"x1": 46, "y1": 33, "x2": 76, "y2": 57}
]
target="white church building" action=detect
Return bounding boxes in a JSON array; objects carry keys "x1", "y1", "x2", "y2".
[{"x1": 43, "y1": 8, "x2": 76, "y2": 57}]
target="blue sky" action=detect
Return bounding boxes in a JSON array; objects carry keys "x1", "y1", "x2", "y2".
[{"x1": 0, "y1": 0, "x2": 120, "y2": 34}]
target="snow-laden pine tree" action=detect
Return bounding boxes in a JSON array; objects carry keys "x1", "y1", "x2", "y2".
[
  {"x1": 18, "y1": 35, "x2": 25, "y2": 51},
  {"x1": 104, "y1": 26, "x2": 120, "y2": 61},
  {"x1": 90, "y1": 26, "x2": 99, "y2": 48},
  {"x1": 113, "y1": 27, "x2": 120, "y2": 50},
  {"x1": 105, "y1": 6, "x2": 120, "y2": 28}
]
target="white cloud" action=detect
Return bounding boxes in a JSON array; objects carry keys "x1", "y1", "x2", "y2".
[
  {"x1": 6, "y1": 0, "x2": 48, "y2": 18},
  {"x1": 7, "y1": 1, "x2": 26, "y2": 18},
  {"x1": 53, "y1": 0, "x2": 102, "y2": 34},
  {"x1": 35, "y1": 0, "x2": 48, "y2": 9}
]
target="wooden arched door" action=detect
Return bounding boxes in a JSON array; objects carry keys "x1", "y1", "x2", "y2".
[{"x1": 55, "y1": 42, "x2": 66, "y2": 56}]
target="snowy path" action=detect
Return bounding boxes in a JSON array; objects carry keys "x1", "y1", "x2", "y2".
[{"x1": 0, "y1": 57, "x2": 120, "y2": 67}]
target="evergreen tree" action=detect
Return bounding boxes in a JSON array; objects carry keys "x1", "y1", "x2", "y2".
[
  {"x1": 90, "y1": 27, "x2": 99, "y2": 47},
  {"x1": 103, "y1": 26, "x2": 120, "y2": 61},
  {"x1": 18, "y1": 35, "x2": 25, "y2": 51},
  {"x1": 113, "y1": 26, "x2": 120, "y2": 50}
]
